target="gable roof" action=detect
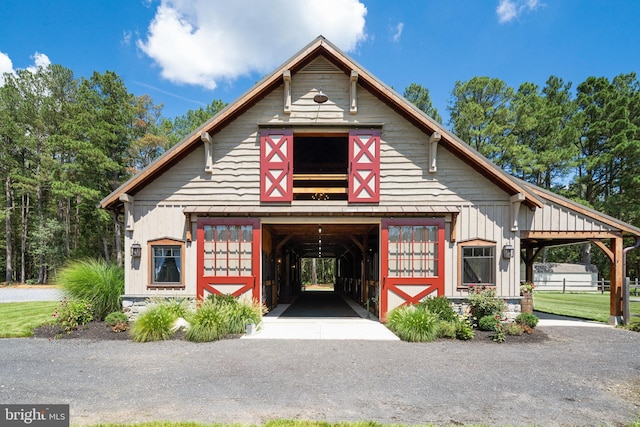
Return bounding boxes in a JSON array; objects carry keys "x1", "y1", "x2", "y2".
[{"x1": 101, "y1": 36, "x2": 544, "y2": 211}]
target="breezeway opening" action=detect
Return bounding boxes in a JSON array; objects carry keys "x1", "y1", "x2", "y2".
[{"x1": 263, "y1": 222, "x2": 380, "y2": 319}]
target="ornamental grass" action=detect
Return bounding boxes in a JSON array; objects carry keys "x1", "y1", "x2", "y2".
[
  {"x1": 55, "y1": 259, "x2": 124, "y2": 320},
  {"x1": 386, "y1": 304, "x2": 439, "y2": 342}
]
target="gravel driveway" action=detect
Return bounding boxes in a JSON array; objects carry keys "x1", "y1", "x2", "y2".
[{"x1": 1, "y1": 324, "x2": 639, "y2": 426}]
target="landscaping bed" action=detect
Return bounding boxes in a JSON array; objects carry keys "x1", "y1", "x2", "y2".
[{"x1": 32, "y1": 319, "x2": 548, "y2": 343}]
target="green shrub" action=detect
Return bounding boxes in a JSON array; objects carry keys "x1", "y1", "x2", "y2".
[
  {"x1": 505, "y1": 322, "x2": 524, "y2": 336},
  {"x1": 493, "y1": 323, "x2": 507, "y2": 343},
  {"x1": 185, "y1": 299, "x2": 229, "y2": 342},
  {"x1": 435, "y1": 320, "x2": 457, "y2": 339},
  {"x1": 56, "y1": 259, "x2": 124, "y2": 320},
  {"x1": 104, "y1": 311, "x2": 128, "y2": 326},
  {"x1": 478, "y1": 315, "x2": 500, "y2": 331},
  {"x1": 130, "y1": 304, "x2": 176, "y2": 342},
  {"x1": 386, "y1": 304, "x2": 439, "y2": 342},
  {"x1": 516, "y1": 312, "x2": 539, "y2": 329},
  {"x1": 455, "y1": 316, "x2": 475, "y2": 340},
  {"x1": 104, "y1": 311, "x2": 129, "y2": 333},
  {"x1": 418, "y1": 296, "x2": 457, "y2": 322},
  {"x1": 467, "y1": 287, "x2": 507, "y2": 320},
  {"x1": 54, "y1": 299, "x2": 93, "y2": 333}
]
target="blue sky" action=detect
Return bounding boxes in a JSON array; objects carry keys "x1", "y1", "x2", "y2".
[{"x1": 1, "y1": 1, "x2": 639, "y2": 126}]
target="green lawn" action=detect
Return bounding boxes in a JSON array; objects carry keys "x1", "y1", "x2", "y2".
[
  {"x1": 0, "y1": 301, "x2": 58, "y2": 337},
  {"x1": 533, "y1": 291, "x2": 640, "y2": 325}
]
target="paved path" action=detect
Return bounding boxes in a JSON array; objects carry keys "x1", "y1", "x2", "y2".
[
  {"x1": 0, "y1": 286, "x2": 63, "y2": 303},
  {"x1": 535, "y1": 311, "x2": 613, "y2": 328},
  {"x1": 244, "y1": 294, "x2": 399, "y2": 340}
]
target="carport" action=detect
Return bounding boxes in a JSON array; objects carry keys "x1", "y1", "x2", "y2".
[{"x1": 520, "y1": 185, "x2": 640, "y2": 324}]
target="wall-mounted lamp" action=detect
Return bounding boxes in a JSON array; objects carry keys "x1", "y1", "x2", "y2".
[
  {"x1": 502, "y1": 244, "x2": 515, "y2": 259},
  {"x1": 131, "y1": 242, "x2": 142, "y2": 258},
  {"x1": 313, "y1": 89, "x2": 328, "y2": 104}
]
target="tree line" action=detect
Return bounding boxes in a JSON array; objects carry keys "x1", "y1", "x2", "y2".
[
  {"x1": 1, "y1": 63, "x2": 639, "y2": 283},
  {"x1": 0, "y1": 64, "x2": 225, "y2": 283},
  {"x1": 406, "y1": 74, "x2": 640, "y2": 277}
]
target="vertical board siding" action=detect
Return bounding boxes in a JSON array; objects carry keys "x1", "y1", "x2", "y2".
[
  {"x1": 449, "y1": 204, "x2": 518, "y2": 298},
  {"x1": 520, "y1": 200, "x2": 614, "y2": 233},
  {"x1": 126, "y1": 204, "x2": 196, "y2": 296}
]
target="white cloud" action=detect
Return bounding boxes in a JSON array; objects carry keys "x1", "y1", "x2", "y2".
[
  {"x1": 392, "y1": 22, "x2": 404, "y2": 43},
  {"x1": 0, "y1": 51, "x2": 14, "y2": 85},
  {"x1": 137, "y1": 0, "x2": 368, "y2": 90},
  {"x1": 0, "y1": 51, "x2": 51, "y2": 86},
  {"x1": 28, "y1": 52, "x2": 51, "y2": 72},
  {"x1": 496, "y1": 0, "x2": 541, "y2": 23}
]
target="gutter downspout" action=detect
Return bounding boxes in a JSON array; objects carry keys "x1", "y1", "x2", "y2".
[{"x1": 623, "y1": 237, "x2": 640, "y2": 325}]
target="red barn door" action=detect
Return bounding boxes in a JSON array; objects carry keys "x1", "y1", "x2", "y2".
[
  {"x1": 348, "y1": 130, "x2": 380, "y2": 203},
  {"x1": 380, "y1": 218, "x2": 445, "y2": 321},
  {"x1": 197, "y1": 218, "x2": 261, "y2": 301},
  {"x1": 260, "y1": 130, "x2": 293, "y2": 202}
]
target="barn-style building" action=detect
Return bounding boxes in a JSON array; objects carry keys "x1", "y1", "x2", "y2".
[{"x1": 101, "y1": 36, "x2": 640, "y2": 324}]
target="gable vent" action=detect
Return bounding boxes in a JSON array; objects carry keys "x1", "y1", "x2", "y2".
[{"x1": 299, "y1": 57, "x2": 342, "y2": 74}]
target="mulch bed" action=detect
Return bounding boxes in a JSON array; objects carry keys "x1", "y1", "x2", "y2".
[
  {"x1": 469, "y1": 327, "x2": 548, "y2": 344},
  {"x1": 33, "y1": 322, "x2": 133, "y2": 341},
  {"x1": 32, "y1": 321, "x2": 548, "y2": 343}
]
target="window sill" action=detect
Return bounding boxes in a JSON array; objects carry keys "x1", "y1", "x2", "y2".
[
  {"x1": 458, "y1": 285, "x2": 496, "y2": 291},
  {"x1": 148, "y1": 284, "x2": 186, "y2": 290}
]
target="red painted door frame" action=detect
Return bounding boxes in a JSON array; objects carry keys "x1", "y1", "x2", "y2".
[
  {"x1": 380, "y1": 218, "x2": 445, "y2": 321},
  {"x1": 196, "y1": 218, "x2": 261, "y2": 301},
  {"x1": 260, "y1": 130, "x2": 293, "y2": 202},
  {"x1": 348, "y1": 130, "x2": 380, "y2": 203}
]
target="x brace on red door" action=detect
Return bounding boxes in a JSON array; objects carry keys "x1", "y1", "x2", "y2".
[
  {"x1": 385, "y1": 282, "x2": 441, "y2": 305},
  {"x1": 349, "y1": 131, "x2": 380, "y2": 203},
  {"x1": 260, "y1": 130, "x2": 293, "y2": 202}
]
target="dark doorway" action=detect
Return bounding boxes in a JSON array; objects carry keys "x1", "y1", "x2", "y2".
[
  {"x1": 293, "y1": 135, "x2": 349, "y2": 201},
  {"x1": 294, "y1": 136, "x2": 348, "y2": 174}
]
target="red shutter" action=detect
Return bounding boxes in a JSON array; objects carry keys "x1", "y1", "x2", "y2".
[
  {"x1": 260, "y1": 130, "x2": 293, "y2": 202},
  {"x1": 348, "y1": 130, "x2": 380, "y2": 203}
]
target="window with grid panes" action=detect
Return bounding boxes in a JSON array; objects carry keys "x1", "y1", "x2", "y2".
[
  {"x1": 387, "y1": 225, "x2": 438, "y2": 277},
  {"x1": 202, "y1": 224, "x2": 253, "y2": 276},
  {"x1": 461, "y1": 245, "x2": 495, "y2": 286}
]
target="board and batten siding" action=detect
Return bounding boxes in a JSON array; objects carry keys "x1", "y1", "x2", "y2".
[
  {"x1": 519, "y1": 199, "x2": 617, "y2": 233},
  {"x1": 124, "y1": 204, "x2": 196, "y2": 296},
  {"x1": 449, "y1": 204, "x2": 519, "y2": 298}
]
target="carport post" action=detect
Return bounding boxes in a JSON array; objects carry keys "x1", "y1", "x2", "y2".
[
  {"x1": 622, "y1": 237, "x2": 640, "y2": 325},
  {"x1": 623, "y1": 277, "x2": 630, "y2": 326},
  {"x1": 609, "y1": 237, "x2": 624, "y2": 325}
]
